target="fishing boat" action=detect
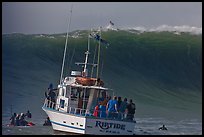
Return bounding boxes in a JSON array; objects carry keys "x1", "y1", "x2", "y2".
[{"x1": 42, "y1": 8, "x2": 136, "y2": 135}]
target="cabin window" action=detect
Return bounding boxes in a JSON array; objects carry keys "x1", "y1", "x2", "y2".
[
  {"x1": 98, "y1": 90, "x2": 106, "y2": 99},
  {"x1": 60, "y1": 99, "x2": 65, "y2": 108},
  {"x1": 81, "y1": 88, "x2": 90, "y2": 109},
  {"x1": 70, "y1": 87, "x2": 78, "y2": 100},
  {"x1": 65, "y1": 86, "x2": 70, "y2": 98}
]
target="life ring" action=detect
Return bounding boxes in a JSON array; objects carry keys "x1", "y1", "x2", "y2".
[{"x1": 76, "y1": 77, "x2": 104, "y2": 86}]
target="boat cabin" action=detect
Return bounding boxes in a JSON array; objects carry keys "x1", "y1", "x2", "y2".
[{"x1": 53, "y1": 76, "x2": 110, "y2": 117}]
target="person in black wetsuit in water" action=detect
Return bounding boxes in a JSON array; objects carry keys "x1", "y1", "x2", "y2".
[
  {"x1": 159, "y1": 124, "x2": 168, "y2": 130},
  {"x1": 43, "y1": 117, "x2": 51, "y2": 126}
]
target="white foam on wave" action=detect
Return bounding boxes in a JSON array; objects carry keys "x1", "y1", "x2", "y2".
[
  {"x1": 120, "y1": 25, "x2": 202, "y2": 35},
  {"x1": 105, "y1": 24, "x2": 118, "y2": 31}
]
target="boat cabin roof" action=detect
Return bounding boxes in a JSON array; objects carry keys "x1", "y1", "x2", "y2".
[{"x1": 59, "y1": 83, "x2": 109, "y2": 91}]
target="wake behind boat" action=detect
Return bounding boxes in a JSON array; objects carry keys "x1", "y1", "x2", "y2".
[{"x1": 42, "y1": 7, "x2": 136, "y2": 135}]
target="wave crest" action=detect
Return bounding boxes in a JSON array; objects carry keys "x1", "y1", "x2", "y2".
[{"x1": 107, "y1": 25, "x2": 202, "y2": 35}]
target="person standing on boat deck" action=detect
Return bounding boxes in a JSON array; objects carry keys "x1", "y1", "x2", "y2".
[
  {"x1": 126, "y1": 99, "x2": 136, "y2": 121},
  {"x1": 45, "y1": 83, "x2": 53, "y2": 100},
  {"x1": 106, "y1": 96, "x2": 118, "y2": 119},
  {"x1": 118, "y1": 97, "x2": 128, "y2": 120},
  {"x1": 49, "y1": 89, "x2": 56, "y2": 108},
  {"x1": 45, "y1": 83, "x2": 57, "y2": 108},
  {"x1": 93, "y1": 102, "x2": 100, "y2": 117},
  {"x1": 25, "y1": 110, "x2": 32, "y2": 118},
  {"x1": 117, "y1": 96, "x2": 122, "y2": 120},
  {"x1": 99, "y1": 92, "x2": 108, "y2": 118},
  {"x1": 9, "y1": 113, "x2": 16, "y2": 126}
]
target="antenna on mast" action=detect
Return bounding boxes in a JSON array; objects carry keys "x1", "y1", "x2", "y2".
[{"x1": 59, "y1": 4, "x2": 73, "y2": 85}]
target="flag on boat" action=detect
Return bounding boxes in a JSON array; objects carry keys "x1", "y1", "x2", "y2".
[{"x1": 89, "y1": 33, "x2": 110, "y2": 46}]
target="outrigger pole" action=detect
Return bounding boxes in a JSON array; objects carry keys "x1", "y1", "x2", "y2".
[
  {"x1": 96, "y1": 27, "x2": 102, "y2": 79},
  {"x1": 59, "y1": 4, "x2": 73, "y2": 85}
]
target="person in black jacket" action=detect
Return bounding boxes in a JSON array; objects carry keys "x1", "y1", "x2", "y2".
[
  {"x1": 25, "y1": 110, "x2": 32, "y2": 118},
  {"x1": 159, "y1": 125, "x2": 168, "y2": 130},
  {"x1": 9, "y1": 113, "x2": 16, "y2": 126},
  {"x1": 43, "y1": 117, "x2": 52, "y2": 126},
  {"x1": 45, "y1": 83, "x2": 57, "y2": 108},
  {"x1": 126, "y1": 99, "x2": 136, "y2": 121}
]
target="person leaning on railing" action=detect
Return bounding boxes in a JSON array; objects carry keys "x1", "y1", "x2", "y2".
[{"x1": 45, "y1": 83, "x2": 57, "y2": 108}]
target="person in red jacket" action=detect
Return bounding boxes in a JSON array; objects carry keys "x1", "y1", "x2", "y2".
[{"x1": 93, "y1": 102, "x2": 100, "y2": 117}]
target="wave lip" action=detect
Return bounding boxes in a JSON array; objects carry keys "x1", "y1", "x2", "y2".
[{"x1": 121, "y1": 25, "x2": 202, "y2": 35}]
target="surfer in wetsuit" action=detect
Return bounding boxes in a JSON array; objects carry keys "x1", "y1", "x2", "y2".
[
  {"x1": 15, "y1": 114, "x2": 20, "y2": 126},
  {"x1": 25, "y1": 110, "x2": 32, "y2": 118},
  {"x1": 9, "y1": 113, "x2": 16, "y2": 126},
  {"x1": 159, "y1": 124, "x2": 168, "y2": 130},
  {"x1": 19, "y1": 113, "x2": 28, "y2": 126},
  {"x1": 43, "y1": 117, "x2": 52, "y2": 126}
]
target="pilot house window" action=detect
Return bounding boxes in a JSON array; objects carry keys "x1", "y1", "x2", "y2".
[{"x1": 60, "y1": 99, "x2": 65, "y2": 108}]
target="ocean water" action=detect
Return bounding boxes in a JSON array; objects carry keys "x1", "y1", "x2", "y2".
[
  {"x1": 2, "y1": 30, "x2": 202, "y2": 135},
  {"x1": 2, "y1": 117, "x2": 202, "y2": 135}
]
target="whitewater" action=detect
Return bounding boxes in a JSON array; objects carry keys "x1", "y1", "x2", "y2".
[{"x1": 2, "y1": 27, "x2": 202, "y2": 135}]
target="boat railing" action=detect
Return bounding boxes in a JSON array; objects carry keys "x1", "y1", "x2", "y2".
[
  {"x1": 43, "y1": 99, "x2": 87, "y2": 116},
  {"x1": 43, "y1": 99, "x2": 135, "y2": 122},
  {"x1": 43, "y1": 99, "x2": 55, "y2": 109}
]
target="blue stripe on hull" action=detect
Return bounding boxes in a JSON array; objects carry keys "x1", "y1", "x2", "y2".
[{"x1": 50, "y1": 120, "x2": 85, "y2": 131}]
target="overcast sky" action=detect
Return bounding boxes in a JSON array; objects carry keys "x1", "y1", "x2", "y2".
[{"x1": 2, "y1": 2, "x2": 202, "y2": 34}]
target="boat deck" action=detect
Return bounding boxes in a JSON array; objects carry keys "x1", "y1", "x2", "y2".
[{"x1": 43, "y1": 99, "x2": 136, "y2": 123}]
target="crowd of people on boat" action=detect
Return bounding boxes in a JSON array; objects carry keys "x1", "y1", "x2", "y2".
[
  {"x1": 93, "y1": 95, "x2": 136, "y2": 121},
  {"x1": 9, "y1": 110, "x2": 33, "y2": 126},
  {"x1": 43, "y1": 83, "x2": 136, "y2": 122}
]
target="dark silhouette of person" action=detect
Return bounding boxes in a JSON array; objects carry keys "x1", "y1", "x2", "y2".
[
  {"x1": 10, "y1": 113, "x2": 16, "y2": 126},
  {"x1": 45, "y1": 83, "x2": 57, "y2": 108},
  {"x1": 159, "y1": 125, "x2": 168, "y2": 130},
  {"x1": 43, "y1": 117, "x2": 52, "y2": 126},
  {"x1": 126, "y1": 99, "x2": 136, "y2": 121},
  {"x1": 25, "y1": 110, "x2": 32, "y2": 118},
  {"x1": 15, "y1": 114, "x2": 20, "y2": 126},
  {"x1": 19, "y1": 113, "x2": 28, "y2": 126}
]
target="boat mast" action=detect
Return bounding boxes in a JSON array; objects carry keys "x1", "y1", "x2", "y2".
[
  {"x1": 82, "y1": 33, "x2": 90, "y2": 77},
  {"x1": 59, "y1": 5, "x2": 73, "y2": 85}
]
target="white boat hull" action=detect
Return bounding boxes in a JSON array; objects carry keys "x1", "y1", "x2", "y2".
[{"x1": 42, "y1": 107, "x2": 135, "y2": 135}]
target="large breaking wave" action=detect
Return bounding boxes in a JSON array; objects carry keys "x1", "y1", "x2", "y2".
[{"x1": 2, "y1": 29, "x2": 202, "y2": 122}]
